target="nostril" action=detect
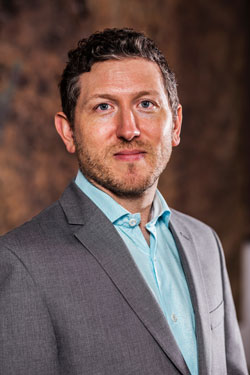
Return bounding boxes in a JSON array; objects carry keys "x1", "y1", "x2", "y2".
[{"x1": 117, "y1": 129, "x2": 140, "y2": 141}]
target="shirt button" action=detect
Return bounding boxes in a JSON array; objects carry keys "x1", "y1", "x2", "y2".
[
  {"x1": 129, "y1": 218, "x2": 137, "y2": 227},
  {"x1": 171, "y1": 313, "x2": 178, "y2": 323}
]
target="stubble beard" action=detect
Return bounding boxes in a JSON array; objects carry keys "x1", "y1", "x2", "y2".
[{"x1": 74, "y1": 137, "x2": 172, "y2": 199}]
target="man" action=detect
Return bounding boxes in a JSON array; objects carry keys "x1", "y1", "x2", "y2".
[{"x1": 0, "y1": 28, "x2": 247, "y2": 375}]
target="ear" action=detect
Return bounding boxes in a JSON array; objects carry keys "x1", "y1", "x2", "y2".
[
  {"x1": 54, "y1": 112, "x2": 76, "y2": 153},
  {"x1": 172, "y1": 104, "x2": 182, "y2": 147}
]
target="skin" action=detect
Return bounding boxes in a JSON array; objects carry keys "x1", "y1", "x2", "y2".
[{"x1": 55, "y1": 58, "x2": 182, "y2": 243}]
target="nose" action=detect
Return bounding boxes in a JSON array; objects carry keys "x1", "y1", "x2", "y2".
[{"x1": 116, "y1": 109, "x2": 140, "y2": 141}]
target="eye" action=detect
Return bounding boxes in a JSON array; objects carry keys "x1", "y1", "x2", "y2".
[
  {"x1": 139, "y1": 100, "x2": 154, "y2": 109},
  {"x1": 95, "y1": 103, "x2": 111, "y2": 111}
]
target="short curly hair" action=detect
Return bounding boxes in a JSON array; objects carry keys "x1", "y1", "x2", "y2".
[{"x1": 59, "y1": 28, "x2": 179, "y2": 126}]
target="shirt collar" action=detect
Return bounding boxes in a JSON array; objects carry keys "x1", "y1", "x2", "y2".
[
  {"x1": 150, "y1": 189, "x2": 171, "y2": 226},
  {"x1": 75, "y1": 170, "x2": 171, "y2": 226}
]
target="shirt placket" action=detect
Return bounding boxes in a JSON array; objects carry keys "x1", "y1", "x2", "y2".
[{"x1": 147, "y1": 223, "x2": 166, "y2": 314}]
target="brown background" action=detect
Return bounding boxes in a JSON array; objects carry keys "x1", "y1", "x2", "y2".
[{"x1": 0, "y1": 0, "x2": 249, "y2": 316}]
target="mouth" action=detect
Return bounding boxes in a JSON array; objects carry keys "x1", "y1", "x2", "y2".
[{"x1": 113, "y1": 149, "x2": 146, "y2": 162}]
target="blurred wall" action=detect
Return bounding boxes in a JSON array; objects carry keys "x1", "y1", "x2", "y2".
[{"x1": 0, "y1": 0, "x2": 249, "y2": 315}]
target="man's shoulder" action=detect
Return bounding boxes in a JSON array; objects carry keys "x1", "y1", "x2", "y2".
[
  {"x1": 0, "y1": 199, "x2": 64, "y2": 250},
  {"x1": 170, "y1": 209, "x2": 225, "y2": 278},
  {"x1": 0, "y1": 180, "x2": 102, "y2": 258},
  {"x1": 171, "y1": 208, "x2": 212, "y2": 231},
  {"x1": 170, "y1": 208, "x2": 218, "y2": 244}
]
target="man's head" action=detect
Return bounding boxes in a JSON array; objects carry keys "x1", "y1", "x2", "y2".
[
  {"x1": 55, "y1": 28, "x2": 182, "y2": 199},
  {"x1": 59, "y1": 28, "x2": 180, "y2": 127}
]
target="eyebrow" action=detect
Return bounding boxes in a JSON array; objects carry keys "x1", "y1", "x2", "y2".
[{"x1": 82, "y1": 90, "x2": 161, "y2": 106}]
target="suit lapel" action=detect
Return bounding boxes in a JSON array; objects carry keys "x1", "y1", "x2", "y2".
[
  {"x1": 170, "y1": 211, "x2": 212, "y2": 375},
  {"x1": 60, "y1": 182, "x2": 190, "y2": 375}
]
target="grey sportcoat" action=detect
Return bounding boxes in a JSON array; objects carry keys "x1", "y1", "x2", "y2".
[{"x1": 0, "y1": 181, "x2": 248, "y2": 374}]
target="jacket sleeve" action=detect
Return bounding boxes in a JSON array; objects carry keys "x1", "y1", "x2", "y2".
[
  {"x1": 213, "y1": 231, "x2": 249, "y2": 375},
  {"x1": 0, "y1": 246, "x2": 60, "y2": 375}
]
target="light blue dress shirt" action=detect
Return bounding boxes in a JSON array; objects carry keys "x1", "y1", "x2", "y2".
[{"x1": 75, "y1": 171, "x2": 198, "y2": 374}]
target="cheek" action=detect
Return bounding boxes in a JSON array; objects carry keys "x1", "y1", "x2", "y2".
[
  {"x1": 82, "y1": 116, "x2": 116, "y2": 140},
  {"x1": 141, "y1": 111, "x2": 172, "y2": 138},
  {"x1": 145, "y1": 121, "x2": 171, "y2": 145},
  {"x1": 161, "y1": 116, "x2": 173, "y2": 138},
  {"x1": 76, "y1": 122, "x2": 111, "y2": 147}
]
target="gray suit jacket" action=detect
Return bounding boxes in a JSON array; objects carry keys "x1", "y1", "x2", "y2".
[{"x1": 0, "y1": 181, "x2": 248, "y2": 374}]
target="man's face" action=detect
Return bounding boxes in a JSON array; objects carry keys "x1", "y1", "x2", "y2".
[{"x1": 57, "y1": 58, "x2": 182, "y2": 197}]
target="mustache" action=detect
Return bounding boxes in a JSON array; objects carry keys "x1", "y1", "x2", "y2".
[
  {"x1": 73, "y1": 136, "x2": 154, "y2": 158},
  {"x1": 108, "y1": 140, "x2": 153, "y2": 153}
]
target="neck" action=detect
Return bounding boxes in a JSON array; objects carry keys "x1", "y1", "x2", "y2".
[{"x1": 90, "y1": 180, "x2": 158, "y2": 226}]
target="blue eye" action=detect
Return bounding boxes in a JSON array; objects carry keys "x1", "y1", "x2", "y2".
[
  {"x1": 97, "y1": 103, "x2": 110, "y2": 111},
  {"x1": 140, "y1": 100, "x2": 152, "y2": 108}
]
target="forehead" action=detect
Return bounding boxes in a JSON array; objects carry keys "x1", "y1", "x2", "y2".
[{"x1": 77, "y1": 58, "x2": 166, "y2": 99}]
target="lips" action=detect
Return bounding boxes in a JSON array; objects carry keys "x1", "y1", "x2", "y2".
[{"x1": 114, "y1": 149, "x2": 146, "y2": 161}]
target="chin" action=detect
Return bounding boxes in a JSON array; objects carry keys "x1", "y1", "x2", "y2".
[{"x1": 95, "y1": 175, "x2": 157, "y2": 199}]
